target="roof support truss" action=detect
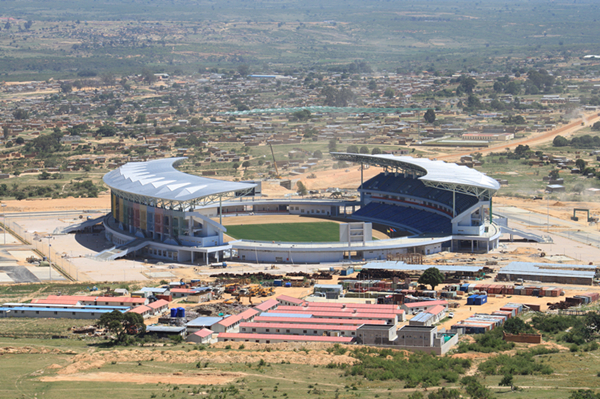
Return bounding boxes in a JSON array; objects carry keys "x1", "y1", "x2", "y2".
[{"x1": 112, "y1": 187, "x2": 256, "y2": 211}]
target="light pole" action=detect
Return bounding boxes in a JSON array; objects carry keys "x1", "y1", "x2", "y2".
[
  {"x1": 48, "y1": 243, "x2": 52, "y2": 282},
  {"x1": 1, "y1": 203, "x2": 6, "y2": 245}
]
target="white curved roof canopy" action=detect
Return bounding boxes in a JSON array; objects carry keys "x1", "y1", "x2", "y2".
[
  {"x1": 331, "y1": 153, "x2": 500, "y2": 193},
  {"x1": 103, "y1": 158, "x2": 256, "y2": 202}
]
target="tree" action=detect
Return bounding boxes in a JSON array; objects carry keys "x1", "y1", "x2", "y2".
[
  {"x1": 368, "y1": 80, "x2": 377, "y2": 90},
  {"x1": 60, "y1": 82, "x2": 72, "y2": 93},
  {"x1": 499, "y1": 373, "x2": 514, "y2": 390},
  {"x1": 514, "y1": 144, "x2": 530, "y2": 157},
  {"x1": 15, "y1": 137, "x2": 24, "y2": 145},
  {"x1": 38, "y1": 171, "x2": 51, "y2": 180},
  {"x1": 384, "y1": 87, "x2": 394, "y2": 98},
  {"x1": 106, "y1": 105, "x2": 117, "y2": 116},
  {"x1": 503, "y1": 317, "x2": 531, "y2": 335},
  {"x1": 135, "y1": 114, "x2": 147, "y2": 124},
  {"x1": 359, "y1": 146, "x2": 369, "y2": 154},
  {"x1": 237, "y1": 64, "x2": 250, "y2": 77},
  {"x1": 328, "y1": 139, "x2": 337, "y2": 152},
  {"x1": 457, "y1": 76, "x2": 477, "y2": 94},
  {"x1": 313, "y1": 150, "x2": 323, "y2": 159},
  {"x1": 296, "y1": 181, "x2": 307, "y2": 196},
  {"x1": 2, "y1": 126, "x2": 9, "y2": 140},
  {"x1": 347, "y1": 145, "x2": 359, "y2": 154},
  {"x1": 549, "y1": 169, "x2": 560, "y2": 179},
  {"x1": 418, "y1": 267, "x2": 445, "y2": 290},
  {"x1": 24, "y1": 20, "x2": 33, "y2": 30},
  {"x1": 576, "y1": 159, "x2": 587, "y2": 171},
  {"x1": 290, "y1": 109, "x2": 311, "y2": 122},
  {"x1": 460, "y1": 377, "x2": 494, "y2": 399},
  {"x1": 424, "y1": 109, "x2": 436, "y2": 124},
  {"x1": 592, "y1": 122, "x2": 600, "y2": 131},
  {"x1": 553, "y1": 135, "x2": 569, "y2": 147},
  {"x1": 98, "y1": 310, "x2": 145, "y2": 342},
  {"x1": 97, "y1": 125, "x2": 117, "y2": 137},
  {"x1": 141, "y1": 68, "x2": 156, "y2": 85},
  {"x1": 426, "y1": 388, "x2": 461, "y2": 399},
  {"x1": 101, "y1": 72, "x2": 116, "y2": 86},
  {"x1": 242, "y1": 161, "x2": 251, "y2": 169},
  {"x1": 371, "y1": 147, "x2": 382, "y2": 155},
  {"x1": 13, "y1": 109, "x2": 29, "y2": 120},
  {"x1": 569, "y1": 389, "x2": 600, "y2": 399}
]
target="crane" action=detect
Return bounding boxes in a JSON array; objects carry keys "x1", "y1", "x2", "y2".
[{"x1": 268, "y1": 143, "x2": 281, "y2": 179}]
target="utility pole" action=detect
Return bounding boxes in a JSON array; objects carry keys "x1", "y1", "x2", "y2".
[
  {"x1": 1, "y1": 203, "x2": 6, "y2": 245},
  {"x1": 49, "y1": 243, "x2": 52, "y2": 282}
]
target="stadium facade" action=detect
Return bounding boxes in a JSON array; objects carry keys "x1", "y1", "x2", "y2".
[{"x1": 100, "y1": 154, "x2": 501, "y2": 264}]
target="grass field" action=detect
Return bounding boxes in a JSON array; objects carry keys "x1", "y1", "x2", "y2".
[{"x1": 226, "y1": 222, "x2": 339, "y2": 242}]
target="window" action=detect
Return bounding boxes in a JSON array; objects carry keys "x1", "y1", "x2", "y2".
[
  {"x1": 286, "y1": 329, "x2": 290, "y2": 333},
  {"x1": 303, "y1": 330, "x2": 307, "y2": 334},
  {"x1": 276, "y1": 329, "x2": 280, "y2": 333},
  {"x1": 266, "y1": 329, "x2": 270, "y2": 332},
  {"x1": 252, "y1": 328, "x2": 256, "y2": 332},
  {"x1": 36, "y1": 311, "x2": 39, "y2": 314}
]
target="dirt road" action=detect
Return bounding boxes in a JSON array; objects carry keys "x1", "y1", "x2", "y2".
[{"x1": 438, "y1": 112, "x2": 600, "y2": 162}]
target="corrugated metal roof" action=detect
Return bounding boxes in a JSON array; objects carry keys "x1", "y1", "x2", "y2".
[
  {"x1": 276, "y1": 295, "x2": 305, "y2": 305},
  {"x1": 218, "y1": 332, "x2": 353, "y2": 343},
  {"x1": 147, "y1": 325, "x2": 186, "y2": 333},
  {"x1": 410, "y1": 312, "x2": 434, "y2": 323},
  {"x1": 187, "y1": 316, "x2": 223, "y2": 327},
  {"x1": 240, "y1": 322, "x2": 359, "y2": 331},
  {"x1": 0, "y1": 307, "x2": 122, "y2": 314},
  {"x1": 314, "y1": 284, "x2": 343, "y2": 289},
  {"x1": 498, "y1": 262, "x2": 596, "y2": 278},
  {"x1": 403, "y1": 300, "x2": 448, "y2": 308},
  {"x1": 260, "y1": 313, "x2": 313, "y2": 318},
  {"x1": 266, "y1": 310, "x2": 396, "y2": 319},
  {"x1": 253, "y1": 316, "x2": 386, "y2": 325},
  {"x1": 217, "y1": 314, "x2": 243, "y2": 327},
  {"x1": 254, "y1": 299, "x2": 279, "y2": 311},
  {"x1": 362, "y1": 261, "x2": 485, "y2": 273},
  {"x1": 103, "y1": 158, "x2": 256, "y2": 202},
  {"x1": 276, "y1": 305, "x2": 402, "y2": 315},
  {"x1": 193, "y1": 328, "x2": 215, "y2": 338}
]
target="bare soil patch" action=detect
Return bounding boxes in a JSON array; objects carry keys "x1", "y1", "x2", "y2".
[
  {"x1": 56, "y1": 345, "x2": 356, "y2": 375},
  {"x1": 40, "y1": 371, "x2": 243, "y2": 385}
]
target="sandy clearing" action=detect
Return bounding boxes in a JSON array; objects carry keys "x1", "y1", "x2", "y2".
[
  {"x1": 40, "y1": 371, "x2": 244, "y2": 385},
  {"x1": 1, "y1": 195, "x2": 110, "y2": 213},
  {"x1": 54, "y1": 346, "x2": 356, "y2": 376}
]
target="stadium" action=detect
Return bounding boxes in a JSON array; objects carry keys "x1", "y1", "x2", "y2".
[{"x1": 99, "y1": 153, "x2": 501, "y2": 264}]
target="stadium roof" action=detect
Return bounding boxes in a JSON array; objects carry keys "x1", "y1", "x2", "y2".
[
  {"x1": 331, "y1": 153, "x2": 500, "y2": 198},
  {"x1": 103, "y1": 158, "x2": 256, "y2": 204}
]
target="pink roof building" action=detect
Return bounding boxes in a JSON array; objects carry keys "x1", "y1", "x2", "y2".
[
  {"x1": 276, "y1": 295, "x2": 305, "y2": 306},
  {"x1": 212, "y1": 314, "x2": 243, "y2": 333},
  {"x1": 254, "y1": 299, "x2": 279, "y2": 312},
  {"x1": 217, "y1": 332, "x2": 353, "y2": 344},
  {"x1": 237, "y1": 308, "x2": 259, "y2": 321}
]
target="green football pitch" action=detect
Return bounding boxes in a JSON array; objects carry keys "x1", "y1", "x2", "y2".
[{"x1": 225, "y1": 222, "x2": 340, "y2": 242}]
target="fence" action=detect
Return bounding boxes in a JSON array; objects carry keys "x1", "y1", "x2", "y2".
[{"x1": 3, "y1": 220, "x2": 80, "y2": 281}]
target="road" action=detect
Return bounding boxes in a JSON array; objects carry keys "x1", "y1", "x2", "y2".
[
  {"x1": 496, "y1": 205, "x2": 600, "y2": 250},
  {"x1": 438, "y1": 112, "x2": 600, "y2": 162}
]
